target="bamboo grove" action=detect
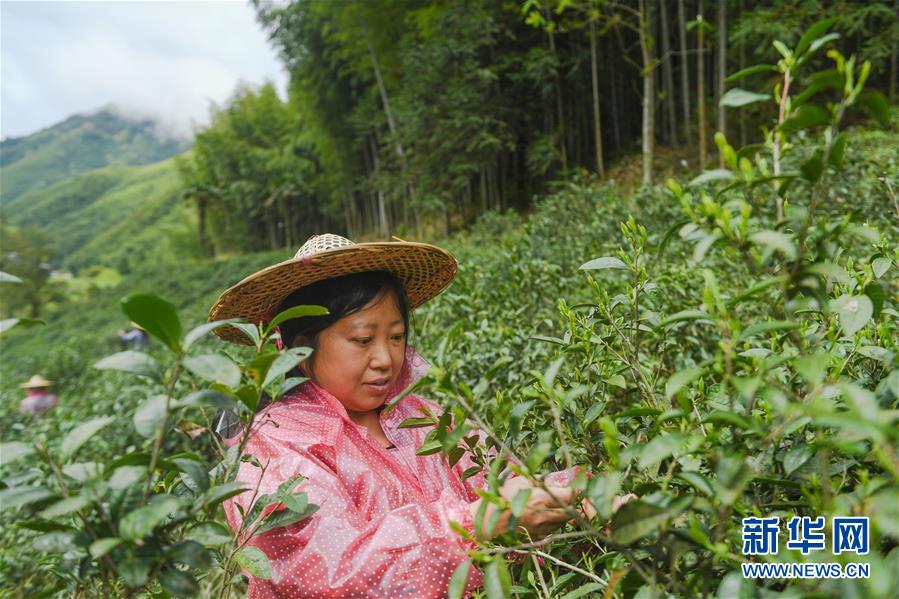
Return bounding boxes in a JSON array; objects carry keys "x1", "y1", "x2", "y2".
[{"x1": 176, "y1": 0, "x2": 897, "y2": 256}]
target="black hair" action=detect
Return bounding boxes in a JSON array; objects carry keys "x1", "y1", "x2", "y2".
[{"x1": 275, "y1": 270, "x2": 411, "y2": 351}]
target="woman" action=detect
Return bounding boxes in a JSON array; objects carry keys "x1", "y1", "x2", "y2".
[{"x1": 209, "y1": 234, "x2": 586, "y2": 598}]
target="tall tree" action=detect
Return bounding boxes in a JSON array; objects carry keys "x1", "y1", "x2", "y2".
[
  {"x1": 659, "y1": 0, "x2": 677, "y2": 145},
  {"x1": 717, "y1": 0, "x2": 727, "y2": 167},
  {"x1": 590, "y1": 17, "x2": 606, "y2": 177},
  {"x1": 696, "y1": 1, "x2": 707, "y2": 168},
  {"x1": 637, "y1": 0, "x2": 656, "y2": 184},
  {"x1": 678, "y1": 0, "x2": 692, "y2": 145}
]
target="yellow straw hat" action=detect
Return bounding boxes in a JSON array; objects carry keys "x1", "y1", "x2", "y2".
[
  {"x1": 208, "y1": 234, "x2": 457, "y2": 345},
  {"x1": 20, "y1": 374, "x2": 53, "y2": 388}
]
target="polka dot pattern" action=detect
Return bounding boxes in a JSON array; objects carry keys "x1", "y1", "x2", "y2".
[{"x1": 222, "y1": 346, "x2": 485, "y2": 598}]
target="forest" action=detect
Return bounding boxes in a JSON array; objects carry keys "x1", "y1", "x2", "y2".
[
  {"x1": 174, "y1": 0, "x2": 897, "y2": 255},
  {"x1": 0, "y1": 1, "x2": 897, "y2": 598}
]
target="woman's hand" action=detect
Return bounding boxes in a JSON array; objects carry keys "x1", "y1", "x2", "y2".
[
  {"x1": 468, "y1": 476, "x2": 579, "y2": 540},
  {"x1": 469, "y1": 480, "x2": 639, "y2": 541}
]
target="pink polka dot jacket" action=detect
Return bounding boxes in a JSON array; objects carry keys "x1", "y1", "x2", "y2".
[{"x1": 223, "y1": 345, "x2": 579, "y2": 597}]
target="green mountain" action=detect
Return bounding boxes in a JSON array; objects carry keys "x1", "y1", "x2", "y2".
[
  {"x1": 5, "y1": 159, "x2": 199, "y2": 273},
  {"x1": 0, "y1": 109, "x2": 189, "y2": 204}
]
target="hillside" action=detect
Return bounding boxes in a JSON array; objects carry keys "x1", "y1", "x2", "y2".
[
  {"x1": 0, "y1": 109, "x2": 189, "y2": 204},
  {"x1": 4, "y1": 158, "x2": 197, "y2": 272}
]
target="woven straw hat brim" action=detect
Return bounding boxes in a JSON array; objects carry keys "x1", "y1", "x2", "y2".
[
  {"x1": 209, "y1": 242, "x2": 457, "y2": 344},
  {"x1": 21, "y1": 375, "x2": 53, "y2": 388}
]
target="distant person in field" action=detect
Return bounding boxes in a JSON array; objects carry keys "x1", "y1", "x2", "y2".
[
  {"x1": 19, "y1": 375, "x2": 58, "y2": 416},
  {"x1": 117, "y1": 322, "x2": 149, "y2": 350},
  {"x1": 206, "y1": 233, "x2": 624, "y2": 598}
]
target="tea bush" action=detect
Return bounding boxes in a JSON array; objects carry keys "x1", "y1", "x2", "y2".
[{"x1": 0, "y1": 19, "x2": 896, "y2": 599}]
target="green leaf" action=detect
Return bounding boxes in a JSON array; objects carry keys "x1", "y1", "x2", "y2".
[
  {"x1": 560, "y1": 583, "x2": 606, "y2": 599},
  {"x1": 800, "y1": 150, "x2": 824, "y2": 182},
  {"x1": 484, "y1": 558, "x2": 511, "y2": 599},
  {"x1": 604, "y1": 374, "x2": 627, "y2": 389},
  {"x1": 183, "y1": 354, "x2": 242, "y2": 389},
  {"x1": 168, "y1": 540, "x2": 213, "y2": 568},
  {"x1": 0, "y1": 271, "x2": 23, "y2": 283},
  {"x1": 277, "y1": 376, "x2": 307, "y2": 399},
  {"x1": 579, "y1": 256, "x2": 627, "y2": 270},
  {"x1": 510, "y1": 488, "x2": 531, "y2": 518},
  {"x1": 89, "y1": 537, "x2": 123, "y2": 559},
  {"x1": 872, "y1": 256, "x2": 891, "y2": 279},
  {"x1": 94, "y1": 351, "x2": 160, "y2": 381},
  {"x1": 39, "y1": 494, "x2": 92, "y2": 518},
  {"x1": 525, "y1": 441, "x2": 552, "y2": 472},
  {"x1": 0, "y1": 318, "x2": 43, "y2": 334},
  {"x1": 657, "y1": 309, "x2": 714, "y2": 329},
  {"x1": 772, "y1": 40, "x2": 792, "y2": 61},
  {"x1": 830, "y1": 294, "x2": 873, "y2": 336},
  {"x1": 665, "y1": 367, "x2": 703, "y2": 398},
  {"x1": 587, "y1": 471, "x2": 623, "y2": 520},
  {"x1": 184, "y1": 521, "x2": 233, "y2": 546},
  {"x1": 795, "y1": 16, "x2": 840, "y2": 58},
  {"x1": 133, "y1": 395, "x2": 168, "y2": 438},
  {"x1": 415, "y1": 439, "x2": 443, "y2": 456},
  {"x1": 60, "y1": 416, "x2": 115, "y2": 461},
  {"x1": 119, "y1": 496, "x2": 182, "y2": 540},
  {"x1": 611, "y1": 495, "x2": 693, "y2": 544},
  {"x1": 234, "y1": 546, "x2": 271, "y2": 580},
  {"x1": 676, "y1": 472, "x2": 714, "y2": 497},
  {"x1": 693, "y1": 231, "x2": 721, "y2": 263},
  {"x1": 719, "y1": 88, "x2": 770, "y2": 108},
  {"x1": 158, "y1": 568, "x2": 199, "y2": 598},
  {"x1": 172, "y1": 457, "x2": 210, "y2": 493},
  {"x1": 783, "y1": 445, "x2": 814, "y2": 476},
  {"x1": 780, "y1": 104, "x2": 831, "y2": 132},
  {"x1": 689, "y1": 169, "x2": 734, "y2": 187},
  {"x1": 0, "y1": 486, "x2": 56, "y2": 512},
  {"x1": 794, "y1": 354, "x2": 829, "y2": 386},
  {"x1": 749, "y1": 230, "x2": 797, "y2": 259},
  {"x1": 839, "y1": 383, "x2": 879, "y2": 420},
  {"x1": 726, "y1": 275, "x2": 789, "y2": 307},
  {"x1": 724, "y1": 64, "x2": 777, "y2": 83},
  {"x1": 183, "y1": 319, "x2": 241, "y2": 350},
  {"x1": 702, "y1": 411, "x2": 755, "y2": 431},
  {"x1": 805, "y1": 262, "x2": 851, "y2": 285},
  {"x1": 1, "y1": 441, "x2": 36, "y2": 464},
  {"x1": 864, "y1": 283, "x2": 885, "y2": 319},
  {"x1": 256, "y1": 504, "x2": 319, "y2": 535},
  {"x1": 398, "y1": 417, "x2": 437, "y2": 429},
  {"x1": 858, "y1": 90, "x2": 891, "y2": 127},
  {"x1": 203, "y1": 481, "x2": 249, "y2": 508},
  {"x1": 639, "y1": 433, "x2": 686, "y2": 469},
  {"x1": 121, "y1": 293, "x2": 182, "y2": 353},
  {"x1": 261, "y1": 348, "x2": 310, "y2": 389},
  {"x1": 267, "y1": 304, "x2": 329, "y2": 333},
  {"x1": 447, "y1": 559, "x2": 472, "y2": 599},
  {"x1": 737, "y1": 320, "x2": 800, "y2": 342},
  {"x1": 794, "y1": 68, "x2": 844, "y2": 106},
  {"x1": 829, "y1": 132, "x2": 847, "y2": 168}
]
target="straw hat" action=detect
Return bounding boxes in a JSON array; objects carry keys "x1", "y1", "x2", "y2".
[
  {"x1": 209, "y1": 234, "x2": 457, "y2": 344},
  {"x1": 20, "y1": 374, "x2": 53, "y2": 388}
]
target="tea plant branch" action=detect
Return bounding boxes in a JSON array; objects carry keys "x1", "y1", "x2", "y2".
[
  {"x1": 36, "y1": 443, "x2": 118, "y2": 590},
  {"x1": 773, "y1": 68, "x2": 791, "y2": 220},
  {"x1": 529, "y1": 553, "x2": 551, "y2": 599},
  {"x1": 144, "y1": 363, "x2": 183, "y2": 502},
  {"x1": 510, "y1": 549, "x2": 609, "y2": 588}
]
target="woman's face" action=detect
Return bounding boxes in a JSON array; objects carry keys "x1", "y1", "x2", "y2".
[{"x1": 300, "y1": 290, "x2": 406, "y2": 416}]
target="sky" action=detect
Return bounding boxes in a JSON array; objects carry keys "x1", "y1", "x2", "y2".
[{"x1": 1, "y1": 0, "x2": 289, "y2": 141}]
